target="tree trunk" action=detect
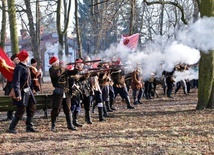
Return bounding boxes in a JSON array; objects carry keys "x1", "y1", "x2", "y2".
[
  {"x1": 129, "y1": 0, "x2": 136, "y2": 35},
  {"x1": 36, "y1": 0, "x2": 41, "y2": 69},
  {"x1": 192, "y1": 0, "x2": 199, "y2": 22},
  {"x1": 75, "y1": 0, "x2": 82, "y2": 58},
  {"x1": 196, "y1": 0, "x2": 214, "y2": 109},
  {"x1": 57, "y1": 0, "x2": 63, "y2": 59},
  {"x1": 159, "y1": 4, "x2": 164, "y2": 36},
  {"x1": 64, "y1": 0, "x2": 69, "y2": 56},
  {"x1": 91, "y1": 0, "x2": 99, "y2": 54},
  {"x1": 90, "y1": 0, "x2": 96, "y2": 54},
  {"x1": 57, "y1": 0, "x2": 71, "y2": 60},
  {"x1": 24, "y1": 0, "x2": 40, "y2": 66},
  {"x1": 0, "y1": 0, "x2": 6, "y2": 49},
  {"x1": 7, "y1": 0, "x2": 19, "y2": 54}
]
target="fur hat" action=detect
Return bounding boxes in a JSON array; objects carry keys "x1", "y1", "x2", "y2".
[
  {"x1": 75, "y1": 58, "x2": 83, "y2": 63},
  {"x1": 31, "y1": 58, "x2": 37, "y2": 64},
  {"x1": 49, "y1": 56, "x2": 59, "y2": 65},
  {"x1": 84, "y1": 56, "x2": 91, "y2": 61},
  {"x1": 17, "y1": 50, "x2": 29, "y2": 61},
  {"x1": 10, "y1": 54, "x2": 17, "y2": 61}
]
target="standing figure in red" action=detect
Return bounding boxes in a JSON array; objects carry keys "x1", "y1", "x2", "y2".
[{"x1": 8, "y1": 50, "x2": 37, "y2": 134}]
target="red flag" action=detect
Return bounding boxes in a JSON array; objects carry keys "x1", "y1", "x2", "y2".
[
  {"x1": 0, "y1": 48, "x2": 15, "y2": 82},
  {"x1": 120, "y1": 33, "x2": 140, "y2": 50}
]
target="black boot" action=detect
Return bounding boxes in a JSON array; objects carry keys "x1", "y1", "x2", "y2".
[
  {"x1": 73, "y1": 111, "x2": 83, "y2": 127},
  {"x1": 51, "y1": 115, "x2": 57, "y2": 132},
  {"x1": 163, "y1": 87, "x2": 166, "y2": 95},
  {"x1": 105, "y1": 101, "x2": 113, "y2": 112},
  {"x1": 148, "y1": 93, "x2": 152, "y2": 99},
  {"x1": 124, "y1": 97, "x2": 135, "y2": 109},
  {"x1": 103, "y1": 105, "x2": 109, "y2": 117},
  {"x1": 145, "y1": 93, "x2": 149, "y2": 99},
  {"x1": 138, "y1": 100, "x2": 143, "y2": 104},
  {"x1": 26, "y1": 117, "x2": 37, "y2": 132},
  {"x1": 134, "y1": 100, "x2": 138, "y2": 105},
  {"x1": 6, "y1": 111, "x2": 14, "y2": 121},
  {"x1": 85, "y1": 110, "x2": 92, "y2": 124},
  {"x1": 43, "y1": 108, "x2": 48, "y2": 119},
  {"x1": 183, "y1": 87, "x2": 187, "y2": 94},
  {"x1": 109, "y1": 99, "x2": 116, "y2": 110},
  {"x1": 98, "y1": 107, "x2": 106, "y2": 122},
  {"x1": 8, "y1": 116, "x2": 20, "y2": 134},
  {"x1": 65, "y1": 114, "x2": 77, "y2": 131},
  {"x1": 91, "y1": 102, "x2": 96, "y2": 113}
]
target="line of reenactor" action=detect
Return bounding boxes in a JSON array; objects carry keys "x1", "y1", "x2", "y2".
[
  {"x1": 6, "y1": 49, "x2": 137, "y2": 133},
  {"x1": 48, "y1": 56, "x2": 136, "y2": 132},
  {"x1": 6, "y1": 50, "x2": 197, "y2": 133}
]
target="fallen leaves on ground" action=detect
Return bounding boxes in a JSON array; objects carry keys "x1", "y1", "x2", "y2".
[{"x1": 0, "y1": 86, "x2": 214, "y2": 155}]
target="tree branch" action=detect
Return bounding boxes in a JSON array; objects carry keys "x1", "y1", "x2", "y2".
[
  {"x1": 144, "y1": 0, "x2": 188, "y2": 25},
  {"x1": 89, "y1": 0, "x2": 109, "y2": 7}
]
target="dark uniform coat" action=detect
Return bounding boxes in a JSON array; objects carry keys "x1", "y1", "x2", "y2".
[{"x1": 13, "y1": 63, "x2": 36, "y2": 107}]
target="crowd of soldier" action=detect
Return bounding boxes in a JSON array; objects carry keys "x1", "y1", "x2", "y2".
[{"x1": 4, "y1": 50, "x2": 198, "y2": 134}]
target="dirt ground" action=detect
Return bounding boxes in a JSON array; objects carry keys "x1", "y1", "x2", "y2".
[{"x1": 0, "y1": 83, "x2": 214, "y2": 155}]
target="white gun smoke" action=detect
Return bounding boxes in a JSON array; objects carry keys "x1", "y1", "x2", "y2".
[{"x1": 91, "y1": 17, "x2": 214, "y2": 81}]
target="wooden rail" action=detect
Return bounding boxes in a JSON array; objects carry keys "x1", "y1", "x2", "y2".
[{"x1": 0, "y1": 94, "x2": 52, "y2": 118}]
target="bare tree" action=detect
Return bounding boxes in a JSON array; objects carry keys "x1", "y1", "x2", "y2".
[
  {"x1": 63, "y1": 0, "x2": 68, "y2": 56},
  {"x1": 7, "y1": 0, "x2": 19, "y2": 54},
  {"x1": 144, "y1": 0, "x2": 188, "y2": 25},
  {"x1": 56, "y1": 0, "x2": 72, "y2": 60},
  {"x1": 83, "y1": 0, "x2": 130, "y2": 52},
  {"x1": 0, "y1": 0, "x2": 7, "y2": 49},
  {"x1": 192, "y1": 0, "x2": 199, "y2": 22},
  {"x1": 35, "y1": 0, "x2": 41, "y2": 68},
  {"x1": 196, "y1": 1, "x2": 214, "y2": 109},
  {"x1": 129, "y1": 0, "x2": 136, "y2": 35},
  {"x1": 74, "y1": 0, "x2": 82, "y2": 58},
  {"x1": 23, "y1": 0, "x2": 41, "y2": 68}
]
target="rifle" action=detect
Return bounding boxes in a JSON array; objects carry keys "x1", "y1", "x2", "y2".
[
  {"x1": 67, "y1": 59, "x2": 101, "y2": 65},
  {"x1": 88, "y1": 67, "x2": 112, "y2": 70},
  {"x1": 97, "y1": 61, "x2": 113, "y2": 65},
  {"x1": 88, "y1": 68, "x2": 113, "y2": 74},
  {"x1": 69, "y1": 68, "x2": 112, "y2": 79}
]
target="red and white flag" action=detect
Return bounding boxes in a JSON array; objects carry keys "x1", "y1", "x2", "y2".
[
  {"x1": 0, "y1": 48, "x2": 15, "y2": 82},
  {"x1": 120, "y1": 33, "x2": 140, "y2": 51}
]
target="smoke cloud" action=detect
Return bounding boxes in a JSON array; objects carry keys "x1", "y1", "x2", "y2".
[
  {"x1": 87, "y1": 17, "x2": 214, "y2": 82},
  {"x1": 186, "y1": 17, "x2": 214, "y2": 52}
]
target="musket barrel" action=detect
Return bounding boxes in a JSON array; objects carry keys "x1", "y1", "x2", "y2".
[{"x1": 67, "y1": 59, "x2": 101, "y2": 65}]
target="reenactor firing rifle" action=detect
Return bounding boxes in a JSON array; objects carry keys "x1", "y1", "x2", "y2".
[
  {"x1": 67, "y1": 59, "x2": 101, "y2": 65},
  {"x1": 69, "y1": 68, "x2": 113, "y2": 80}
]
